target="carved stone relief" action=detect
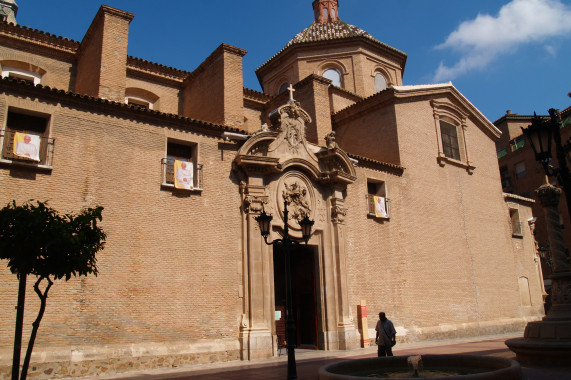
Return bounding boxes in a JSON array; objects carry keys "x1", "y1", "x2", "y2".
[
  {"x1": 325, "y1": 131, "x2": 337, "y2": 149},
  {"x1": 283, "y1": 181, "x2": 311, "y2": 221},
  {"x1": 283, "y1": 115, "x2": 303, "y2": 152},
  {"x1": 270, "y1": 101, "x2": 312, "y2": 155},
  {"x1": 243, "y1": 195, "x2": 268, "y2": 214},
  {"x1": 249, "y1": 142, "x2": 270, "y2": 156},
  {"x1": 277, "y1": 171, "x2": 316, "y2": 229},
  {"x1": 331, "y1": 198, "x2": 347, "y2": 224}
]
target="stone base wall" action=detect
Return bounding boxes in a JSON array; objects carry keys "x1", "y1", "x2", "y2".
[
  {"x1": 1, "y1": 318, "x2": 542, "y2": 379},
  {"x1": 0, "y1": 339, "x2": 240, "y2": 379},
  {"x1": 366, "y1": 317, "x2": 539, "y2": 345}
]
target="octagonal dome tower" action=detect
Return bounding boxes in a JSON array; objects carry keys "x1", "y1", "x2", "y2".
[{"x1": 256, "y1": 0, "x2": 407, "y2": 98}]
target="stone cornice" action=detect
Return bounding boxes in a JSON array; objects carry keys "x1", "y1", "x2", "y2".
[
  {"x1": 334, "y1": 83, "x2": 501, "y2": 139},
  {"x1": 0, "y1": 77, "x2": 247, "y2": 138},
  {"x1": 256, "y1": 36, "x2": 407, "y2": 81},
  {"x1": 98, "y1": 5, "x2": 135, "y2": 22},
  {"x1": 503, "y1": 192, "x2": 535, "y2": 205},
  {"x1": 494, "y1": 107, "x2": 570, "y2": 126},
  {"x1": 217, "y1": 43, "x2": 248, "y2": 58},
  {"x1": 393, "y1": 84, "x2": 500, "y2": 139},
  {"x1": 493, "y1": 113, "x2": 546, "y2": 126}
]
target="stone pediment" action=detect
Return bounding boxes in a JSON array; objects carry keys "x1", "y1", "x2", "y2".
[{"x1": 235, "y1": 101, "x2": 356, "y2": 184}]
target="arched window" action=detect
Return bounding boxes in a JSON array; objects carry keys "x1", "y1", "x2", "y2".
[
  {"x1": 1, "y1": 67, "x2": 42, "y2": 85},
  {"x1": 375, "y1": 73, "x2": 387, "y2": 92},
  {"x1": 1, "y1": 61, "x2": 46, "y2": 85},
  {"x1": 124, "y1": 87, "x2": 159, "y2": 110},
  {"x1": 125, "y1": 96, "x2": 152, "y2": 109},
  {"x1": 323, "y1": 68, "x2": 341, "y2": 87},
  {"x1": 279, "y1": 82, "x2": 290, "y2": 95}
]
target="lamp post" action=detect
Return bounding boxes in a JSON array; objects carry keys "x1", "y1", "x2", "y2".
[
  {"x1": 255, "y1": 201, "x2": 314, "y2": 380},
  {"x1": 521, "y1": 108, "x2": 571, "y2": 219}
]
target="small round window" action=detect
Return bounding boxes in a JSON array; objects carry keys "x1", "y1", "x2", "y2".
[
  {"x1": 323, "y1": 69, "x2": 341, "y2": 87},
  {"x1": 375, "y1": 73, "x2": 387, "y2": 92}
]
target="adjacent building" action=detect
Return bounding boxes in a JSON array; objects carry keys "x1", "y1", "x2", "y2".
[
  {"x1": 494, "y1": 107, "x2": 571, "y2": 301},
  {"x1": 0, "y1": 1, "x2": 545, "y2": 378}
]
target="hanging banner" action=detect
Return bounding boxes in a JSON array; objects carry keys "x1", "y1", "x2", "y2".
[
  {"x1": 374, "y1": 196, "x2": 388, "y2": 218},
  {"x1": 174, "y1": 159, "x2": 194, "y2": 190},
  {"x1": 13, "y1": 132, "x2": 41, "y2": 161}
]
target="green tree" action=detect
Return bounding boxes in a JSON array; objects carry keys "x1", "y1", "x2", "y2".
[{"x1": 0, "y1": 201, "x2": 106, "y2": 380}]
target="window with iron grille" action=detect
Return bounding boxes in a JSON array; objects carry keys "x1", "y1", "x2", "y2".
[
  {"x1": 440, "y1": 121, "x2": 461, "y2": 161},
  {"x1": 161, "y1": 140, "x2": 202, "y2": 191},
  {"x1": 1, "y1": 109, "x2": 54, "y2": 166},
  {"x1": 367, "y1": 180, "x2": 390, "y2": 218}
]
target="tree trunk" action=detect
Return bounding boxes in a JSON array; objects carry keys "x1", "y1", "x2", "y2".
[
  {"x1": 20, "y1": 276, "x2": 52, "y2": 380},
  {"x1": 12, "y1": 274, "x2": 26, "y2": 380}
]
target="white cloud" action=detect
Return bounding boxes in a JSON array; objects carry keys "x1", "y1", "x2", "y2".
[
  {"x1": 433, "y1": 0, "x2": 571, "y2": 82},
  {"x1": 544, "y1": 45, "x2": 557, "y2": 57}
]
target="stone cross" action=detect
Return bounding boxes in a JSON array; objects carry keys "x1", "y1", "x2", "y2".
[{"x1": 288, "y1": 84, "x2": 295, "y2": 102}]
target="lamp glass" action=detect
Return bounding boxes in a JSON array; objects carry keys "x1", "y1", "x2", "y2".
[
  {"x1": 255, "y1": 211, "x2": 272, "y2": 237},
  {"x1": 299, "y1": 215, "x2": 315, "y2": 242},
  {"x1": 524, "y1": 115, "x2": 553, "y2": 162}
]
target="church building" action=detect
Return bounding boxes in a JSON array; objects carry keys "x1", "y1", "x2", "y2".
[{"x1": 0, "y1": 1, "x2": 545, "y2": 378}]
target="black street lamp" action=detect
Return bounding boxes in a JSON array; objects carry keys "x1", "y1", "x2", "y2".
[
  {"x1": 255, "y1": 201, "x2": 314, "y2": 380},
  {"x1": 521, "y1": 108, "x2": 571, "y2": 220}
]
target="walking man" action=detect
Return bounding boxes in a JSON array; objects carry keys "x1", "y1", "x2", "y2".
[{"x1": 375, "y1": 312, "x2": 396, "y2": 357}]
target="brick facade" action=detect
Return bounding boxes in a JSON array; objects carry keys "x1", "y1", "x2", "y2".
[{"x1": 0, "y1": 3, "x2": 545, "y2": 378}]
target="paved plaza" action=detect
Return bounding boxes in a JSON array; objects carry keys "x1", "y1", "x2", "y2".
[{"x1": 75, "y1": 333, "x2": 571, "y2": 380}]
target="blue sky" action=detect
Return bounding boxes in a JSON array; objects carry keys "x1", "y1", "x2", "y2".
[{"x1": 15, "y1": 0, "x2": 571, "y2": 122}]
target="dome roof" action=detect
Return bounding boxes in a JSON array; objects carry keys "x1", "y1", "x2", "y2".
[{"x1": 286, "y1": 20, "x2": 377, "y2": 47}]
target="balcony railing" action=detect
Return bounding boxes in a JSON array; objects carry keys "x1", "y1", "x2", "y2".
[
  {"x1": 1, "y1": 129, "x2": 54, "y2": 167},
  {"x1": 161, "y1": 157, "x2": 203, "y2": 191},
  {"x1": 367, "y1": 194, "x2": 391, "y2": 219}
]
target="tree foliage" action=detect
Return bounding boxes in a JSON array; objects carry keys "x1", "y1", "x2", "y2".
[
  {"x1": 0, "y1": 200, "x2": 106, "y2": 380},
  {"x1": 0, "y1": 200, "x2": 105, "y2": 279}
]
